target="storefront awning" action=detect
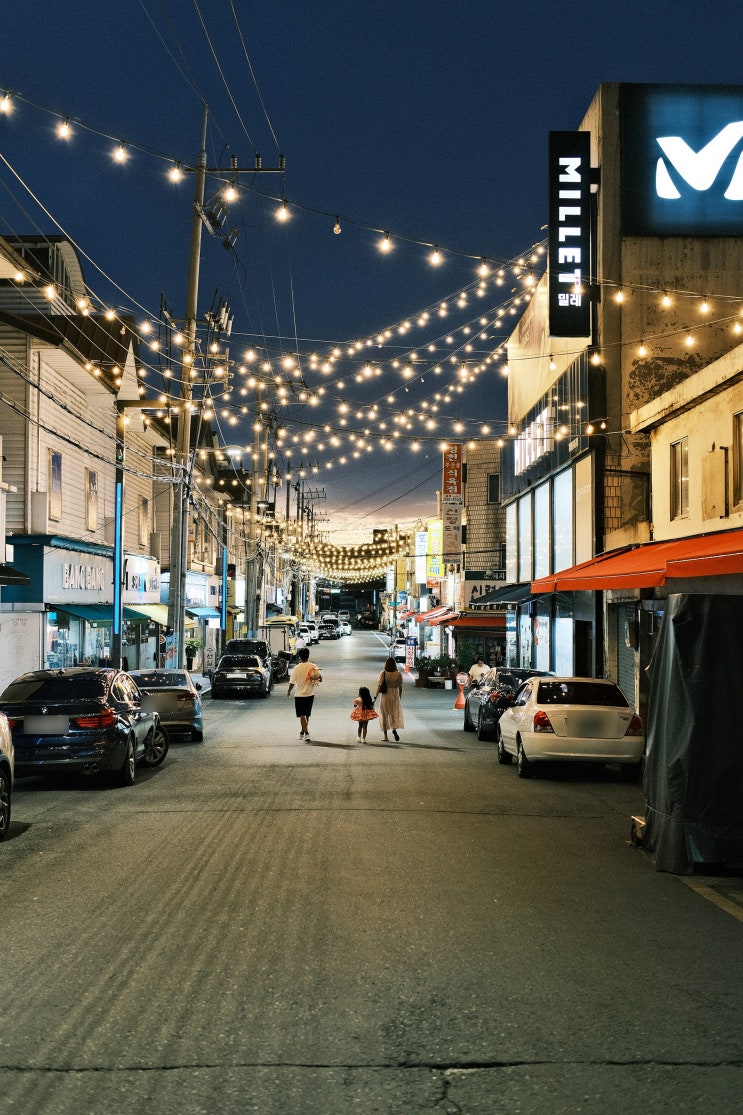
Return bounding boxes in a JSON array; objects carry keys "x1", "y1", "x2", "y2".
[
  {"x1": 471, "y1": 582, "x2": 532, "y2": 608},
  {"x1": 186, "y1": 606, "x2": 221, "y2": 619},
  {"x1": 444, "y1": 614, "x2": 507, "y2": 629},
  {"x1": 55, "y1": 604, "x2": 113, "y2": 625},
  {"x1": 531, "y1": 528, "x2": 743, "y2": 594},
  {"x1": 134, "y1": 603, "x2": 171, "y2": 627},
  {"x1": 53, "y1": 604, "x2": 157, "y2": 625},
  {"x1": 396, "y1": 609, "x2": 415, "y2": 620},
  {"x1": 0, "y1": 562, "x2": 30, "y2": 586},
  {"x1": 429, "y1": 611, "x2": 461, "y2": 626},
  {"x1": 414, "y1": 604, "x2": 456, "y2": 623}
]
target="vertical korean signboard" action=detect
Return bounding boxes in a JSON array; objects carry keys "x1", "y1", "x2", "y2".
[
  {"x1": 442, "y1": 443, "x2": 463, "y2": 564},
  {"x1": 548, "y1": 131, "x2": 592, "y2": 338}
]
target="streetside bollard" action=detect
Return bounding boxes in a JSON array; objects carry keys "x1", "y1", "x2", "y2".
[{"x1": 454, "y1": 671, "x2": 469, "y2": 710}]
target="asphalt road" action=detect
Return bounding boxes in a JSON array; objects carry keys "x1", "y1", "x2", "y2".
[{"x1": 1, "y1": 631, "x2": 742, "y2": 1114}]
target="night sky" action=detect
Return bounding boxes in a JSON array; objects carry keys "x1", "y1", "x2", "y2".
[{"x1": 0, "y1": 1, "x2": 740, "y2": 541}]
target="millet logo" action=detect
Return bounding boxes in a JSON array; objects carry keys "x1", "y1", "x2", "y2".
[{"x1": 655, "y1": 121, "x2": 743, "y2": 200}]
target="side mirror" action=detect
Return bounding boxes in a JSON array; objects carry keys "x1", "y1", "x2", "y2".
[{"x1": 195, "y1": 682, "x2": 203, "y2": 691}]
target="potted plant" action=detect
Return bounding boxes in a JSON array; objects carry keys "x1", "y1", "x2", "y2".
[
  {"x1": 185, "y1": 636, "x2": 203, "y2": 671},
  {"x1": 427, "y1": 653, "x2": 458, "y2": 679},
  {"x1": 414, "y1": 654, "x2": 433, "y2": 687}
]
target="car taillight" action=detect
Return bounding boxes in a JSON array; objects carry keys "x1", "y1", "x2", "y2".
[
  {"x1": 533, "y1": 710, "x2": 554, "y2": 733},
  {"x1": 6, "y1": 718, "x2": 19, "y2": 729},
  {"x1": 72, "y1": 707, "x2": 116, "y2": 729},
  {"x1": 624, "y1": 714, "x2": 644, "y2": 737}
]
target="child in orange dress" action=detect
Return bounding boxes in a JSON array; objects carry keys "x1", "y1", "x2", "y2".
[{"x1": 350, "y1": 686, "x2": 379, "y2": 742}]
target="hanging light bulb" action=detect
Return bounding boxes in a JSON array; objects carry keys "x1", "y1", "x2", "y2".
[
  {"x1": 113, "y1": 142, "x2": 128, "y2": 163},
  {"x1": 379, "y1": 232, "x2": 392, "y2": 253},
  {"x1": 615, "y1": 288, "x2": 625, "y2": 303},
  {"x1": 549, "y1": 354, "x2": 556, "y2": 371},
  {"x1": 275, "y1": 198, "x2": 290, "y2": 222},
  {"x1": 169, "y1": 162, "x2": 183, "y2": 183},
  {"x1": 478, "y1": 257, "x2": 489, "y2": 277},
  {"x1": 333, "y1": 215, "x2": 341, "y2": 235},
  {"x1": 638, "y1": 341, "x2": 648, "y2": 357},
  {"x1": 57, "y1": 118, "x2": 72, "y2": 139},
  {"x1": 0, "y1": 92, "x2": 12, "y2": 114},
  {"x1": 430, "y1": 246, "x2": 442, "y2": 266}
]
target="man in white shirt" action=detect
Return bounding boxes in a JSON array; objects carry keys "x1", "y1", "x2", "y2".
[{"x1": 287, "y1": 647, "x2": 322, "y2": 741}]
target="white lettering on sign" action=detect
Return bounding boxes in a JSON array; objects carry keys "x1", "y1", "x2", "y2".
[
  {"x1": 63, "y1": 563, "x2": 105, "y2": 592},
  {"x1": 556, "y1": 156, "x2": 584, "y2": 305}
]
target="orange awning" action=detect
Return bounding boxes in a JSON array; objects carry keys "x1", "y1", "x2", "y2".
[
  {"x1": 531, "y1": 528, "x2": 743, "y2": 594},
  {"x1": 414, "y1": 604, "x2": 456, "y2": 623},
  {"x1": 429, "y1": 611, "x2": 461, "y2": 626},
  {"x1": 396, "y1": 609, "x2": 415, "y2": 620},
  {"x1": 444, "y1": 614, "x2": 506, "y2": 629}
]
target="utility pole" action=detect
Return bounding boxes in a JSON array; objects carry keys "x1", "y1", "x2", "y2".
[
  {"x1": 166, "y1": 106, "x2": 284, "y2": 664},
  {"x1": 167, "y1": 105, "x2": 208, "y2": 664}
]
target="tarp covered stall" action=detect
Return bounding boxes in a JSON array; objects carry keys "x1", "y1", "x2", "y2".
[{"x1": 644, "y1": 594, "x2": 743, "y2": 873}]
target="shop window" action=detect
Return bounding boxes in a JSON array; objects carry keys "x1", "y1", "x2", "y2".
[
  {"x1": 48, "y1": 450, "x2": 62, "y2": 521},
  {"x1": 670, "y1": 437, "x2": 689, "y2": 519},
  {"x1": 86, "y1": 469, "x2": 98, "y2": 532}
]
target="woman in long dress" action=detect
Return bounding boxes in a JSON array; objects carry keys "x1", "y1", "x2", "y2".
[{"x1": 375, "y1": 656, "x2": 404, "y2": 742}]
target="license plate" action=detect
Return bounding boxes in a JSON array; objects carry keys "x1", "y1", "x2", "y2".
[
  {"x1": 572, "y1": 714, "x2": 605, "y2": 737},
  {"x1": 25, "y1": 715, "x2": 70, "y2": 735}
]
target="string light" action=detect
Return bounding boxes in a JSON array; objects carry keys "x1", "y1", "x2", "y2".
[
  {"x1": 113, "y1": 142, "x2": 128, "y2": 163},
  {"x1": 275, "y1": 199, "x2": 290, "y2": 222},
  {"x1": 57, "y1": 118, "x2": 72, "y2": 139}
]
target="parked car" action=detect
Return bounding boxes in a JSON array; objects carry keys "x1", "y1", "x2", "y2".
[
  {"x1": 0, "y1": 712, "x2": 13, "y2": 840},
  {"x1": 339, "y1": 619, "x2": 352, "y2": 636},
  {"x1": 225, "y1": 638, "x2": 271, "y2": 665},
  {"x1": 210, "y1": 655, "x2": 273, "y2": 699},
  {"x1": 129, "y1": 669, "x2": 204, "y2": 741},
  {"x1": 0, "y1": 668, "x2": 168, "y2": 786},
  {"x1": 391, "y1": 637, "x2": 407, "y2": 663},
  {"x1": 319, "y1": 618, "x2": 341, "y2": 640},
  {"x1": 304, "y1": 620, "x2": 320, "y2": 644},
  {"x1": 496, "y1": 676, "x2": 645, "y2": 780},
  {"x1": 463, "y1": 667, "x2": 553, "y2": 740},
  {"x1": 299, "y1": 622, "x2": 319, "y2": 645},
  {"x1": 337, "y1": 610, "x2": 351, "y2": 623}
]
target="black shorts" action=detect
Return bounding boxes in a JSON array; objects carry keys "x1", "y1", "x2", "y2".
[{"x1": 294, "y1": 695, "x2": 315, "y2": 718}]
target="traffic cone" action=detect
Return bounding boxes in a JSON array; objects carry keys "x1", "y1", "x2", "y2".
[{"x1": 453, "y1": 672, "x2": 468, "y2": 710}]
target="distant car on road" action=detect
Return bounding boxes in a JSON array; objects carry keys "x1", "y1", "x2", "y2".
[
  {"x1": 391, "y1": 638, "x2": 407, "y2": 663},
  {"x1": 0, "y1": 668, "x2": 168, "y2": 786},
  {"x1": 339, "y1": 619, "x2": 352, "y2": 636},
  {"x1": 319, "y1": 618, "x2": 341, "y2": 640},
  {"x1": 337, "y1": 610, "x2": 351, "y2": 623},
  {"x1": 496, "y1": 676, "x2": 645, "y2": 780},
  {"x1": 356, "y1": 612, "x2": 378, "y2": 629},
  {"x1": 129, "y1": 669, "x2": 204, "y2": 742},
  {"x1": 0, "y1": 711, "x2": 13, "y2": 840},
  {"x1": 463, "y1": 667, "x2": 552, "y2": 741},
  {"x1": 210, "y1": 655, "x2": 273, "y2": 699}
]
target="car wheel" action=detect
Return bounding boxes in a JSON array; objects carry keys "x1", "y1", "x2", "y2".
[
  {"x1": 497, "y1": 727, "x2": 513, "y2": 765},
  {"x1": 0, "y1": 767, "x2": 11, "y2": 840},
  {"x1": 476, "y1": 709, "x2": 491, "y2": 741},
  {"x1": 463, "y1": 702, "x2": 475, "y2": 732},
  {"x1": 620, "y1": 761, "x2": 642, "y2": 783},
  {"x1": 517, "y1": 738, "x2": 533, "y2": 779},
  {"x1": 142, "y1": 724, "x2": 169, "y2": 767},
  {"x1": 117, "y1": 736, "x2": 136, "y2": 786}
]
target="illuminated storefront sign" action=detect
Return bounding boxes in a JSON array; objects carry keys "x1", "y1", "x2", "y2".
[
  {"x1": 621, "y1": 84, "x2": 743, "y2": 235},
  {"x1": 548, "y1": 130, "x2": 591, "y2": 337}
]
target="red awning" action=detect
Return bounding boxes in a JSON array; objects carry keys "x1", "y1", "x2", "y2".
[
  {"x1": 444, "y1": 614, "x2": 506, "y2": 629},
  {"x1": 396, "y1": 609, "x2": 415, "y2": 620},
  {"x1": 429, "y1": 611, "x2": 461, "y2": 626},
  {"x1": 414, "y1": 604, "x2": 456, "y2": 623},
  {"x1": 531, "y1": 528, "x2": 743, "y2": 594}
]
